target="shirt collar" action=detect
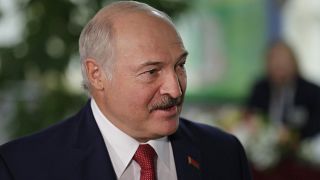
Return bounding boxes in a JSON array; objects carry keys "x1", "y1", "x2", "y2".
[
  {"x1": 90, "y1": 99, "x2": 171, "y2": 177},
  {"x1": 148, "y1": 137, "x2": 171, "y2": 170}
]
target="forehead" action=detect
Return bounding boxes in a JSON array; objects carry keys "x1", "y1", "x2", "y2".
[
  {"x1": 269, "y1": 44, "x2": 293, "y2": 61},
  {"x1": 112, "y1": 12, "x2": 185, "y2": 59}
]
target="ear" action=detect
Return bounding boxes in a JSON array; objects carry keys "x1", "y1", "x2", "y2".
[{"x1": 84, "y1": 58, "x2": 105, "y2": 91}]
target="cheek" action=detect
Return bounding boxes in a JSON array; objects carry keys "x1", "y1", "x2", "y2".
[{"x1": 128, "y1": 85, "x2": 159, "y2": 110}]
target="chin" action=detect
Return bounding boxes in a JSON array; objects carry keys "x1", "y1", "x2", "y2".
[{"x1": 157, "y1": 118, "x2": 180, "y2": 136}]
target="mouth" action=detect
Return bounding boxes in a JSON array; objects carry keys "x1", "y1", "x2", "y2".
[
  {"x1": 151, "y1": 105, "x2": 180, "y2": 117},
  {"x1": 160, "y1": 105, "x2": 178, "y2": 111}
]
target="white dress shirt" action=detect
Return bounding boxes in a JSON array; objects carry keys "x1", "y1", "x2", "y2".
[{"x1": 91, "y1": 99, "x2": 177, "y2": 180}]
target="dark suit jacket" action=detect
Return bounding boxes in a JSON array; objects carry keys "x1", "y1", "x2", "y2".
[
  {"x1": 0, "y1": 101, "x2": 251, "y2": 180},
  {"x1": 247, "y1": 77, "x2": 320, "y2": 139}
]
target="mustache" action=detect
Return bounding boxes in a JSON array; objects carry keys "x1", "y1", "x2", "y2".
[{"x1": 149, "y1": 95, "x2": 183, "y2": 112}]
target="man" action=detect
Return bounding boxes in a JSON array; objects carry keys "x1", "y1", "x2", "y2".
[
  {"x1": 247, "y1": 41, "x2": 320, "y2": 139},
  {"x1": 0, "y1": 1, "x2": 251, "y2": 179}
]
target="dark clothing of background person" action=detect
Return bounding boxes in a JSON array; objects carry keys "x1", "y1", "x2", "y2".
[{"x1": 247, "y1": 76, "x2": 320, "y2": 139}]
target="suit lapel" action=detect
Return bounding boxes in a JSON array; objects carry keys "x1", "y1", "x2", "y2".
[
  {"x1": 58, "y1": 103, "x2": 203, "y2": 180},
  {"x1": 65, "y1": 101, "x2": 117, "y2": 180},
  {"x1": 170, "y1": 122, "x2": 202, "y2": 180}
]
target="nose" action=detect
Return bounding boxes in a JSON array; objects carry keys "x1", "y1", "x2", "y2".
[{"x1": 159, "y1": 71, "x2": 182, "y2": 98}]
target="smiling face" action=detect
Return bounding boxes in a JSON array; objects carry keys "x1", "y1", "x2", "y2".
[{"x1": 93, "y1": 11, "x2": 188, "y2": 142}]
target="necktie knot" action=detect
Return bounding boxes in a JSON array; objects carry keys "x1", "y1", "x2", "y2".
[{"x1": 133, "y1": 144, "x2": 157, "y2": 180}]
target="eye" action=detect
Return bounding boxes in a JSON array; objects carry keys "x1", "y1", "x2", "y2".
[
  {"x1": 176, "y1": 61, "x2": 186, "y2": 71},
  {"x1": 179, "y1": 62, "x2": 186, "y2": 68},
  {"x1": 147, "y1": 68, "x2": 158, "y2": 75},
  {"x1": 137, "y1": 68, "x2": 161, "y2": 83}
]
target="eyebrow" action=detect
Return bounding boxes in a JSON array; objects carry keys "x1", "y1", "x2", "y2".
[
  {"x1": 137, "y1": 61, "x2": 162, "y2": 68},
  {"x1": 177, "y1": 51, "x2": 189, "y2": 62},
  {"x1": 136, "y1": 51, "x2": 189, "y2": 69}
]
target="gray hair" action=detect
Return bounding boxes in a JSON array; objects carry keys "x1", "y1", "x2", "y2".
[{"x1": 79, "y1": 1, "x2": 174, "y2": 91}]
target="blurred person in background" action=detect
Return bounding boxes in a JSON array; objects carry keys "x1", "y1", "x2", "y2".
[
  {"x1": 247, "y1": 40, "x2": 320, "y2": 140},
  {"x1": 0, "y1": 1, "x2": 251, "y2": 180}
]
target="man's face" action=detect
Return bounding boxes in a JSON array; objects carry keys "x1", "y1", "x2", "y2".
[
  {"x1": 267, "y1": 44, "x2": 296, "y2": 86},
  {"x1": 99, "y1": 12, "x2": 187, "y2": 142}
]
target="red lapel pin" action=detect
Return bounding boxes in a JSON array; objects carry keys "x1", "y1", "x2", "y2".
[{"x1": 187, "y1": 156, "x2": 200, "y2": 170}]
